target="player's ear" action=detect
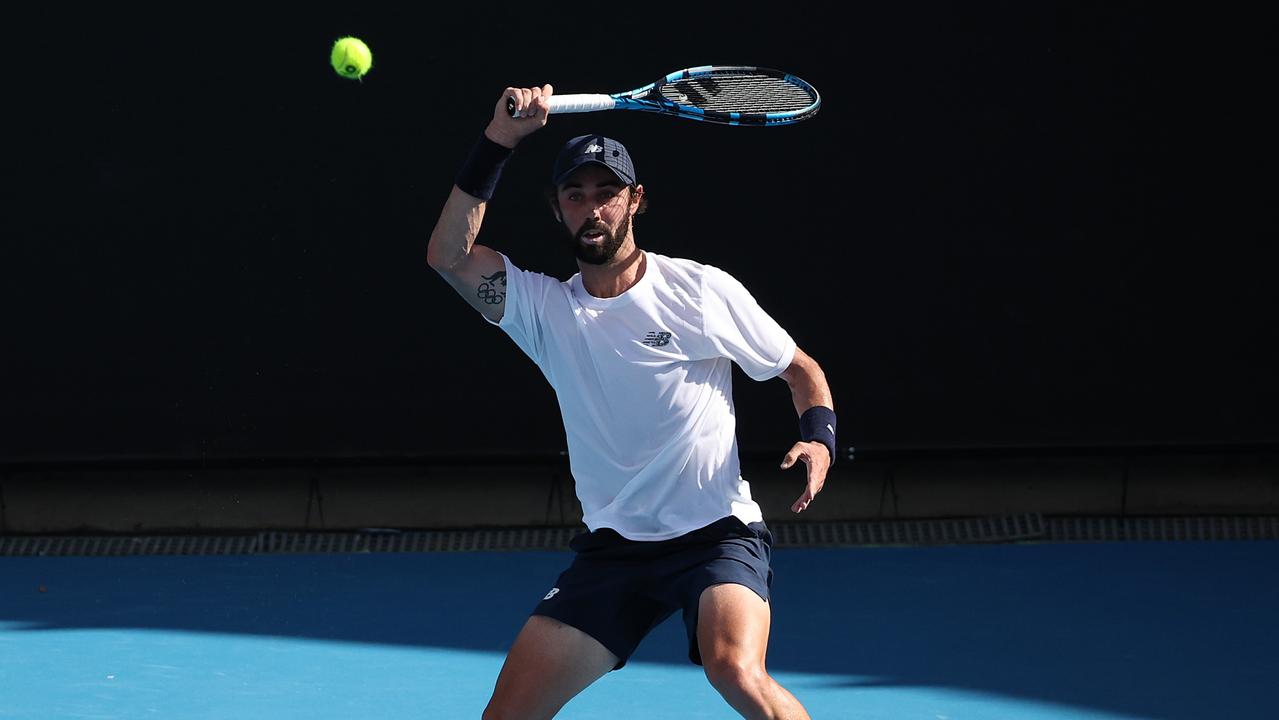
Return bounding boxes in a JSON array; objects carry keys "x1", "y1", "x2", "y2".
[{"x1": 629, "y1": 184, "x2": 645, "y2": 215}]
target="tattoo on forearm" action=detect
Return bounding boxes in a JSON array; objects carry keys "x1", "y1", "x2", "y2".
[{"x1": 477, "y1": 271, "x2": 507, "y2": 305}]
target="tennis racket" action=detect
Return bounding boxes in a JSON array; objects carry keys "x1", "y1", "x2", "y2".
[{"x1": 506, "y1": 65, "x2": 821, "y2": 127}]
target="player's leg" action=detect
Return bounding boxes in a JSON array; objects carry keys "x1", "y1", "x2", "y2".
[
  {"x1": 697, "y1": 583, "x2": 810, "y2": 720},
  {"x1": 482, "y1": 615, "x2": 619, "y2": 720}
]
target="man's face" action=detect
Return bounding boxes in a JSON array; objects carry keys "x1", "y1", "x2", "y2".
[{"x1": 554, "y1": 165, "x2": 641, "y2": 266}]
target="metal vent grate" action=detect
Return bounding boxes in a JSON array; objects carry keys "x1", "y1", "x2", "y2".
[
  {"x1": 0, "y1": 534, "x2": 264, "y2": 557},
  {"x1": 0, "y1": 527, "x2": 585, "y2": 557},
  {"x1": 1046, "y1": 516, "x2": 1279, "y2": 542},
  {"x1": 3, "y1": 516, "x2": 1276, "y2": 557},
  {"x1": 256, "y1": 527, "x2": 583, "y2": 554},
  {"x1": 771, "y1": 514, "x2": 1046, "y2": 547}
]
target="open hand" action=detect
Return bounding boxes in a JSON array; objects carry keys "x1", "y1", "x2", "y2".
[{"x1": 780, "y1": 441, "x2": 830, "y2": 513}]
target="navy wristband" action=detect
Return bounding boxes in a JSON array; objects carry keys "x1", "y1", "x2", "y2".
[
  {"x1": 454, "y1": 132, "x2": 513, "y2": 201},
  {"x1": 799, "y1": 406, "x2": 837, "y2": 465}
]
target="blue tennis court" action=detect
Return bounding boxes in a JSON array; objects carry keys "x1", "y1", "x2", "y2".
[{"x1": 3, "y1": 539, "x2": 1275, "y2": 719}]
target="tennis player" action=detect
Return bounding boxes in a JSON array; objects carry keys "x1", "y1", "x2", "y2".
[{"x1": 427, "y1": 84, "x2": 834, "y2": 720}]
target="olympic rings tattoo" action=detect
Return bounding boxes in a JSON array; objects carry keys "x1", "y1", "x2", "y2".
[{"x1": 477, "y1": 271, "x2": 507, "y2": 305}]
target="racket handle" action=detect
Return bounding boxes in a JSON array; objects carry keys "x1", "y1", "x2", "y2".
[
  {"x1": 547, "y1": 95, "x2": 617, "y2": 114},
  {"x1": 506, "y1": 94, "x2": 617, "y2": 117}
]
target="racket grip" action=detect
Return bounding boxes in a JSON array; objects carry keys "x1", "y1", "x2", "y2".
[
  {"x1": 507, "y1": 94, "x2": 617, "y2": 117},
  {"x1": 547, "y1": 95, "x2": 617, "y2": 114}
]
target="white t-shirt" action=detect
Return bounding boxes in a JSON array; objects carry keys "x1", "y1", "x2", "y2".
[{"x1": 488, "y1": 250, "x2": 796, "y2": 541}]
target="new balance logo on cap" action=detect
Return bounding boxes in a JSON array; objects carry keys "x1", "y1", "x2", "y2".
[
  {"x1": 551, "y1": 135, "x2": 638, "y2": 186},
  {"x1": 543, "y1": 588, "x2": 560, "y2": 600}
]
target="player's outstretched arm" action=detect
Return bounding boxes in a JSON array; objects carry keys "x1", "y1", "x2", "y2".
[
  {"x1": 777, "y1": 347, "x2": 835, "y2": 513},
  {"x1": 426, "y1": 85, "x2": 553, "y2": 322}
]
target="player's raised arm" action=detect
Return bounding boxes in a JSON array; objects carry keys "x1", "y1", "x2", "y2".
[{"x1": 426, "y1": 84, "x2": 553, "y2": 322}]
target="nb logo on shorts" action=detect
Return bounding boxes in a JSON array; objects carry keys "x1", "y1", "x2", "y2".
[
  {"x1": 642, "y1": 331, "x2": 672, "y2": 347},
  {"x1": 543, "y1": 588, "x2": 560, "y2": 600}
]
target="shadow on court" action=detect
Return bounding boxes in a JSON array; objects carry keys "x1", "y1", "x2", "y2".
[{"x1": 2, "y1": 541, "x2": 1276, "y2": 719}]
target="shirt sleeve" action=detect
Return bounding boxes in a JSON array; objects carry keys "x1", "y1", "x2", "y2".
[
  {"x1": 484, "y1": 252, "x2": 554, "y2": 366},
  {"x1": 701, "y1": 266, "x2": 797, "y2": 381}
]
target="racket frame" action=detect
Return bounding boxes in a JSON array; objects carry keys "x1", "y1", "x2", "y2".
[{"x1": 512, "y1": 65, "x2": 821, "y2": 126}]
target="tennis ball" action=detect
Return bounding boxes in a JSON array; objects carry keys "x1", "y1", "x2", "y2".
[{"x1": 331, "y1": 36, "x2": 372, "y2": 79}]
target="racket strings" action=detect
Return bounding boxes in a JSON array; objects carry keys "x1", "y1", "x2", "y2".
[{"x1": 660, "y1": 74, "x2": 816, "y2": 114}]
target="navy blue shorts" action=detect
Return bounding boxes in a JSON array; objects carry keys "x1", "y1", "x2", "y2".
[{"x1": 531, "y1": 515, "x2": 774, "y2": 670}]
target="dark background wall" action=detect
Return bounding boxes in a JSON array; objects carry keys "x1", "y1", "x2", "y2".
[{"x1": 4, "y1": 3, "x2": 1275, "y2": 464}]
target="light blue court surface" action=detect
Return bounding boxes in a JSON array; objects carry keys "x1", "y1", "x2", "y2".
[{"x1": 2, "y1": 541, "x2": 1277, "y2": 719}]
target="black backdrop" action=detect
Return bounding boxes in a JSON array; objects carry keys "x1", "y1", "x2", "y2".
[{"x1": 4, "y1": 3, "x2": 1275, "y2": 461}]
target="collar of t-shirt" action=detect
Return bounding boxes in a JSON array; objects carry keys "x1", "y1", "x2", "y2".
[{"x1": 568, "y1": 250, "x2": 656, "y2": 311}]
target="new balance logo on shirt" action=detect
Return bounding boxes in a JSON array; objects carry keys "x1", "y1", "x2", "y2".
[{"x1": 642, "y1": 331, "x2": 672, "y2": 347}]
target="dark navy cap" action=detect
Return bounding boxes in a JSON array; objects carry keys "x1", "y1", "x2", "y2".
[{"x1": 551, "y1": 135, "x2": 637, "y2": 187}]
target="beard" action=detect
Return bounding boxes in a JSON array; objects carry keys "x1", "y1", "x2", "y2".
[{"x1": 563, "y1": 214, "x2": 630, "y2": 266}]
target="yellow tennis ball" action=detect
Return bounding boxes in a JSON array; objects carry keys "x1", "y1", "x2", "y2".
[{"x1": 331, "y1": 36, "x2": 372, "y2": 79}]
